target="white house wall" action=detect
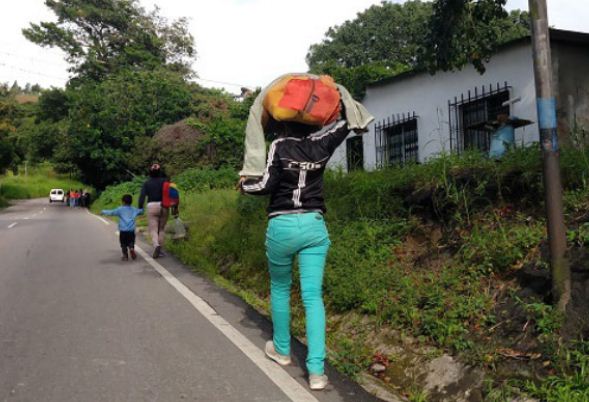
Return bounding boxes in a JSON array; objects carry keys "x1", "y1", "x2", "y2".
[{"x1": 329, "y1": 42, "x2": 540, "y2": 171}]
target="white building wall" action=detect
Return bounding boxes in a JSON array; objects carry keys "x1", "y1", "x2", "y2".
[{"x1": 328, "y1": 42, "x2": 540, "y2": 171}]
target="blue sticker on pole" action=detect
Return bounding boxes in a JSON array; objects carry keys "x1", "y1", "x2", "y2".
[{"x1": 537, "y1": 97, "x2": 557, "y2": 130}]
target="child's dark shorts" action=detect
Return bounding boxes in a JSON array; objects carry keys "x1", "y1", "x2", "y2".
[{"x1": 119, "y1": 231, "x2": 136, "y2": 249}]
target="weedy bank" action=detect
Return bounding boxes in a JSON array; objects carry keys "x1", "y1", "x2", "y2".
[{"x1": 95, "y1": 147, "x2": 589, "y2": 401}]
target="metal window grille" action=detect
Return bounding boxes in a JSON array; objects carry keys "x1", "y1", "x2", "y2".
[
  {"x1": 449, "y1": 82, "x2": 511, "y2": 154},
  {"x1": 346, "y1": 136, "x2": 364, "y2": 171},
  {"x1": 375, "y1": 112, "x2": 419, "y2": 168}
]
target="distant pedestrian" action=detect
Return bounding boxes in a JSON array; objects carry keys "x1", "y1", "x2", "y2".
[
  {"x1": 73, "y1": 190, "x2": 81, "y2": 207},
  {"x1": 138, "y1": 164, "x2": 168, "y2": 259},
  {"x1": 101, "y1": 194, "x2": 143, "y2": 261},
  {"x1": 83, "y1": 191, "x2": 91, "y2": 208},
  {"x1": 69, "y1": 189, "x2": 76, "y2": 208}
]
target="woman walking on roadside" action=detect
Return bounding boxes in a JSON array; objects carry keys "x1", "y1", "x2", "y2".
[
  {"x1": 138, "y1": 164, "x2": 168, "y2": 258},
  {"x1": 240, "y1": 114, "x2": 362, "y2": 390},
  {"x1": 68, "y1": 189, "x2": 76, "y2": 208}
]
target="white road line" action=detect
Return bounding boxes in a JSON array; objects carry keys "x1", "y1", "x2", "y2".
[
  {"x1": 7, "y1": 222, "x2": 17, "y2": 229},
  {"x1": 86, "y1": 209, "x2": 111, "y2": 225},
  {"x1": 135, "y1": 246, "x2": 320, "y2": 402}
]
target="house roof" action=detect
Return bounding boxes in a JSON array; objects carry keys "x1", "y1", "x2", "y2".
[
  {"x1": 367, "y1": 29, "x2": 589, "y2": 90},
  {"x1": 550, "y1": 28, "x2": 589, "y2": 45}
]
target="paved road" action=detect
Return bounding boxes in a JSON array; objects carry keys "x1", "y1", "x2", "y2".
[{"x1": 0, "y1": 199, "x2": 381, "y2": 402}]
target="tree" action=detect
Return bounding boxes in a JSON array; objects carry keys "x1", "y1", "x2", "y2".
[
  {"x1": 307, "y1": 1, "x2": 432, "y2": 97},
  {"x1": 0, "y1": 85, "x2": 18, "y2": 172},
  {"x1": 308, "y1": 1, "x2": 432, "y2": 71},
  {"x1": 424, "y1": 0, "x2": 530, "y2": 73},
  {"x1": 37, "y1": 88, "x2": 70, "y2": 122},
  {"x1": 9, "y1": 81, "x2": 20, "y2": 94},
  {"x1": 18, "y1": 118, "x2": 68, "y2": 162},
  {"x1": 307, "y1": 0, "x2": 529, "y2": 97},
  {"x1": 23, "y1": 0, "x2": 196, "y2": 81},
  {"x1": 21, "y1": 0, "x2": 202, "y2": 187},
  {"x1": 310, "y1": 62, "x2": 403, "y2": 99},
  {"x1": 63, "y1": 68, "x2": 196, "y2": 188}
]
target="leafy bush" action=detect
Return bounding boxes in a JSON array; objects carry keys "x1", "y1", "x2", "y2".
[
  {"x1": 460, "y1": 219, "x2": 545, "y2": 274},
  {"x1": 324, "y1": 147, "x2": 548, "y2": 223},
  {"x1": 91, "y1": 175, "x2": 146, "y2": 212},
  {"x1": 174, "y1": 167, "x2": 236, "y2": 192},
  {"x1": 324, "y1": 219, "x2": 408, "y2": 312}
]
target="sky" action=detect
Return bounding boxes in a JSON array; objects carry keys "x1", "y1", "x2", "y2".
[{"x1": 0, "y1": 0, "x2": 587, "y2": 93}]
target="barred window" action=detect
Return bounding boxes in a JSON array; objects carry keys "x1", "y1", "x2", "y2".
[
  {"x1": 449, "y1": 82, "x2": 511, "y2": 154},
  {"x1": 346, "y1": 136, "x2": 364, "y2": 171},
  {"x1": 375, "y1": 112, "x2": 419, "y2": 168}
]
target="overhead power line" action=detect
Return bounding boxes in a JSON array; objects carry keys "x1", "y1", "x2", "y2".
[
  {"x1": 0, "y1": 61, "x2": 69, "y2": 81},
  {"x1": 0, "y1": 56, "x2": 256, "y2": 90},
  {"x1": 0, "y1": 50, "x2": 67, "y2": 69},
  {"x1": 195, "y1": 77, "x2": 255, "y2": 90}
]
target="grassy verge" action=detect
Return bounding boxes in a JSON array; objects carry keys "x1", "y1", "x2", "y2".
[
  {"x1": 93, "y1": 147, "x2": 589, "y2": 400},
  {"x1": 0, "y1": 163, "x2": 88, "y2": 202}
]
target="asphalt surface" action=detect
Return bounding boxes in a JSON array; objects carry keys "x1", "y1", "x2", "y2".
[{"x1": 0, "y1": 199, "x2": 381, "y2": 402}]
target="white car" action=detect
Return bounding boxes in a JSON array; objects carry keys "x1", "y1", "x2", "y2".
[{"x1": 49, "y1": 189, "x2": 65, "y2": 203}]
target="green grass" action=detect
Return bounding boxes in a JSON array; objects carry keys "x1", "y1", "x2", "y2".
[
  {"x1": 0, "y1": 164, "x2": 88, "y2": 201},
  {"x1": 524, "y1": 342, "x2": 589, "y2": 402},
  {"x1": 486, "y1": 342, "x2": 589, "y2": 402}
]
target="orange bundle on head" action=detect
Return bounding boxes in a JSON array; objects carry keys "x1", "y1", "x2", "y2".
[{"x1": 262, "y1": 74, "x2": 341, "y2": 129}]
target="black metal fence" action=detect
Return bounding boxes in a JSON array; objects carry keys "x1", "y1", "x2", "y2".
[
  {"x1": 449, "y1": 82, "x2": 511, "y2": 153},
  {"x1": 375, "y1": 112, "x2": 419, "y2": 168}
]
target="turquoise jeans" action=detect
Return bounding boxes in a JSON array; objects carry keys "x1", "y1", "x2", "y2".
[{"x1": 266, "y1": 212, "x2": 330, "y2": 375}]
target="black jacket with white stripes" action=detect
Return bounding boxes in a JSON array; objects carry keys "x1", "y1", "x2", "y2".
[{"x1": 241, "y1": 120, "x2": 350, "y2": 217}]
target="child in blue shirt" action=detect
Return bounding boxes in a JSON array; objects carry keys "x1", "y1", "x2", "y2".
[{"x1": 102, "y1": 194, "x2": 144, "y2": 261}]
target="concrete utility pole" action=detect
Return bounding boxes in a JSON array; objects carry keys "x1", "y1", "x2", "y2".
[{"x1": 528, "y1": 0, "x2": 570, "y2": 311}]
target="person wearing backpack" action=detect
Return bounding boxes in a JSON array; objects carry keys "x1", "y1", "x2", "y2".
[{"x1": 138, "y1": 164, "x2": 169, "y2": 258}]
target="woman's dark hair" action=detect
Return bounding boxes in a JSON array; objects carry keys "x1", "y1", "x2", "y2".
[
  {"x1": 149, "y1": 163, "x2": 161, "y2": 178},
  {"x1": 122, "y1": 194, "x2": 133, "y2": 205},
  {"x1": 267, "y1": 119, "x2": 318, "y2": 138}
]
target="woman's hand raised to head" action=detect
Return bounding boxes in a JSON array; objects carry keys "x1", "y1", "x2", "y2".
[{"x1": 236, "y1": 176, "x2": 247, "y2": 193}]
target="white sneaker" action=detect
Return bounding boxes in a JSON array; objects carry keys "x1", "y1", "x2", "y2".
[
  {"x1": 265, "y1": 341, "x2": 291, "y2": 366},
  {"x1": 309, "y1": 374, "x2": 328, "y2": 390}
]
